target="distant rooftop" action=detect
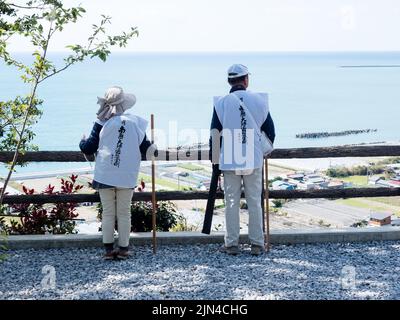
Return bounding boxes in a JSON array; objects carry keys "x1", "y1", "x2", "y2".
[{"x1": 370, "y1": 212, "x2": 392, "y2": 220}]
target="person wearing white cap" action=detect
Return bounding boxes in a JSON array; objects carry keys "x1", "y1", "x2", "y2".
[
  {"x1": 80, "y1": 86, "x2": 156, "y2": 260},
  {"x1": 210, "y1": 64, "x2": 275, "y2": 256}
]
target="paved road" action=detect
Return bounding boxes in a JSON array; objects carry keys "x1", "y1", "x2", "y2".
[{"x1": 282, "y1": 199, "x2": 371, "y2": 228}]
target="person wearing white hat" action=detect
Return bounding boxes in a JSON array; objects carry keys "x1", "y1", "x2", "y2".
[
  {"x1": 210, "y1": 64, "x2": 275, "y2": 256},
  {"x1": 80, "y1": 86, "x2": 156, "y2": 260}
]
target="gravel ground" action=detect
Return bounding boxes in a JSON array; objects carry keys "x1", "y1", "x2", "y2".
[{"x1": 1, "y1": 241, "x2": 400, "y2": 300}]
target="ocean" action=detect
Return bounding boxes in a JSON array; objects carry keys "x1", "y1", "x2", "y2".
[{"x1": 1, "y1": 52, "x2": 400, "y2": 174}]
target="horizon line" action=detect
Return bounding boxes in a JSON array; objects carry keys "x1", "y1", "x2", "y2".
[{"x1": 8, "y1": 49, "x2": 400, "y2": 54}]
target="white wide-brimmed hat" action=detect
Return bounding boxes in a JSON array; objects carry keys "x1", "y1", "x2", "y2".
[{"x1": 96, "y1": 86, "x2": 136, "y2": 121}]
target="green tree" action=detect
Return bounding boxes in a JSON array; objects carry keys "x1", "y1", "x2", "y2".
[{"x1": 0, "y1": 0, "x2": 138, "y2": 204}]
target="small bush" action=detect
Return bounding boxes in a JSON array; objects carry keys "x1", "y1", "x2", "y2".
[
  {"x1": 326, "y1": 167, "x2": 351, "y2": 177},
  {"x1": 3, "y1": 175, "x2": 82, "y2": 235},
  {"x1": 272, "y1": 199, "x2": 284, "y2": 208},
  {"x1": 326, "y1": 165, "x2": 385, "y2": 178},
  {"x1": 0, "y1": 205, "x2": 9, "y2": 234},
  {"x1": 171, "y1": 215, "x2": 198, "y2": 232},
  {"x1": 351, "y1": 220, "x2": 368, "y2": 228},
  {"x1": 215, "y1": 203, "x2": 225, "y2": 210},
  {"x1": 213, "y1": 223, "x2": 223, "y2": 231},
  {"x1": 270, "y1": 207, "x2": 278, "y2": 214},
  {"x1": 268, "y1": 176, "x2": 282, "y2": 187},
  {"x1": 374, "y1": 157, "x2": 400, "y2": 165},
  {"x1": 240, "y1": 201, "x2": 248, "y2": 209},
  {"x1": 318, "y1": 219, "x2": 331, "y2": 228},
  {"x1": 0, "y1": 227, "x2": 7, "y2": 262},
  {"x1": 132, "y1": 201, "x2": 179, "y2": 232}
]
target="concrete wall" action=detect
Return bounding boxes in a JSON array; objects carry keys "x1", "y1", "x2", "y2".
[{"x1": 4, "y1": 227, "x2": 400, "y2": 250}]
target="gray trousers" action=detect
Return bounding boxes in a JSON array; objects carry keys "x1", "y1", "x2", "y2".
[{"x1": 223, "y1": 168, "x2": 264, "y2": 247}]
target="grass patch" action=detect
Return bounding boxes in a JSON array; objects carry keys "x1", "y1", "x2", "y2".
[
  {"x1": 138, "y1": 173, "x2": 179, "y2": 190},
  {"x1": 368, "y1": 197, "x2": 400, "y2": 207},
  {"x1": 138, "y1": 173, "x2": 152, "y2": 183},
  {"x1": 340, "y1": 175, "x2": 369, "y2": 186},
  {"x1": 157, "y1": 179, "x2": 180, "y2": 190},
  {"x1": 268, "y1": 162, "x2": 299, "y2": 171},
  {"x1": 177, "y1": 163, "x2": 204, "y2": 171},
  {"x1": 336, "y1": 198, "x2": 398, "y2": 214}
]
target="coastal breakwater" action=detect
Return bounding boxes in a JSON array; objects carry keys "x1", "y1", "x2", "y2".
[
  {"x1": 340, "y1": 65, "x2": 400, "y2": 68},
  {"x1": 296, "y1": 129, "x2": 378, "y2": 139}
]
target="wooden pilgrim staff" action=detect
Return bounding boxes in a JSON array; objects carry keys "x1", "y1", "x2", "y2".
[
  {"x1": 264, "y1": 158, "x2": 270, "y2": 252},
  {"x1": 151, "y1": 114, "x2": 157, "y2": 254}
]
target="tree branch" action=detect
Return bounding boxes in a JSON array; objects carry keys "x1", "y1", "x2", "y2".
[
  {"x1": 0, "y1": 51, "x2": 27, "y2": 71},
  {"x1": 0, "y1": 120, "x2": 12, "y2": 131},
  {"x1": 0, "y1": 33, "x2": 13, "y2": 43},
  {"x1": 38, "y1": 60, "x2": 73, "y2": 83},
  {"x1": 38, "y1": 18, "x2": 105, "y2": 84},
  {"x1": 8, "y1": 3, "x2": 45, "y2": 10},
  {"x1": 0, "y1": 115, "x2": 22, "y2": 136}
]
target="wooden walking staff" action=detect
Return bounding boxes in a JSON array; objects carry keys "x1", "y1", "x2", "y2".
[
  {"x1": 151, "y1": 114, "x2": 157, "y2": 254},
  {"x1": 264, "y1": 158, "x2": 270, "y2": 252}
]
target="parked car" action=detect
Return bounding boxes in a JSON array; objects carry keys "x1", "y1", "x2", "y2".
[{"x1": 178, "y1": 172, "x2": 189, "y2": 177}]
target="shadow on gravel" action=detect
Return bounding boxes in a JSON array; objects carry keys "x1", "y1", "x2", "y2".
[{"x1": 1, "y1": 241, "x2": 399, "y2": 300}]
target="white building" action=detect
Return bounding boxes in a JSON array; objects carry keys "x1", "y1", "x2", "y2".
[{"x1": 368, "y1": 176, "x2": 385, "y2": 186}]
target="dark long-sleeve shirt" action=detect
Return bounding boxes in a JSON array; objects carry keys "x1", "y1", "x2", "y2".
[
  {"x1": 209, "y1": 84, "x2": 276, "y2": 161},
  {"x1": 79, "y1": 122, "x2": 152, "y2": 158}
]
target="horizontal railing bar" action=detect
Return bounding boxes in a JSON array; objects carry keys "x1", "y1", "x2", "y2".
[
  {"x1": 2, "y1": 187, "x2": 400, "y2": 204},
  {"x1": 0, "y1": 214, "x2": 85, "y2": 221},
  {"x1": 1, "y1": 145, "x2": 400, "y2": 163}
]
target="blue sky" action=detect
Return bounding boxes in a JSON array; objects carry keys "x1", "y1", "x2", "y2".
[{"x1": 8, "y1": 0, "x2": 400, "y2": 52}]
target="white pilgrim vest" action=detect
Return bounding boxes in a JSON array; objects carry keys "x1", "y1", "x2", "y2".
[
  {"x1": 214, "y1": 90, "x2": 269, "y2": 171},
  {"x1": 94, "y1": 113, "x2": 147, "y2": 188}
]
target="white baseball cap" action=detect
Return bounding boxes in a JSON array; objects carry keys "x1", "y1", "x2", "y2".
[{"x1": 227, "y1": 64, "x2": 250, "y2": 78}]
